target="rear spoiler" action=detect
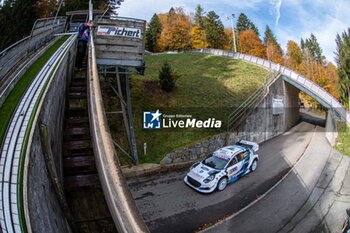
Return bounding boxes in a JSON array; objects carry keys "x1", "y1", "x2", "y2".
[{"x1": 236, "y1": 140, "x2": 259, "y2": 152}]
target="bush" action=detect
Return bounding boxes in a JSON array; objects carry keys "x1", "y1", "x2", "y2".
[{"x1": 159, "y1": 61, "x2": 177, "y2": 92}]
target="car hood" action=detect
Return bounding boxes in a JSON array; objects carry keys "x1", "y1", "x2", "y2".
[{"x1": 188, "y1": 163, "x2": 220, "y2": 182}]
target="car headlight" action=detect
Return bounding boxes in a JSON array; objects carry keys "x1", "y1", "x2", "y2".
[{"x1": 203, "y1": 174, "x2": 215, "y2": 183}]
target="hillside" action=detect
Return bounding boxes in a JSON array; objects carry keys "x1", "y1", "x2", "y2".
[{"x1": 113, "y1": 53, "x2": 270, "y2": 163}]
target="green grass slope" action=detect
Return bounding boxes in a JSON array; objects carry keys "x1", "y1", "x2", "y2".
[
  {"x1": 337, "y1": 123, "x2": 350, "y2": 157},
  {"x1": 0, "y1": 36, "x2": 68, "y2": 145},
  {"x1": 129, "y1": 53, "x2": 270, "y2": 163}
]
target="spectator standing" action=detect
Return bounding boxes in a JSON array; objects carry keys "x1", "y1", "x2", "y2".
[{"x1": 76, "y1": 20, "x2": 93, "y2": 69}]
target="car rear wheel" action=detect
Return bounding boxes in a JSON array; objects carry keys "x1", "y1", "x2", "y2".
[
  {"x1": 250, "y1": 159, "x2": 258, "y2": 172},
  {"x1": 217, "y1": 177, "x2": 228, "y2": 191}
]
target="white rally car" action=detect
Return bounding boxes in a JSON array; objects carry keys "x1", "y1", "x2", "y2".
[{"x1": 184, "y1": 140, "x2": 259, "y2": 193}]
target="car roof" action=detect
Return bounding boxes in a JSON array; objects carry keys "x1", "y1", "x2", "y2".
[{"x1": 212, "y1": 145, "x2": 245, "y2": 161}]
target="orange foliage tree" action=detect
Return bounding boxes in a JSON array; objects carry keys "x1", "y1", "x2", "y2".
[
  {"x1": 285, "y1": 40, "x2": 303, "y2": 70},
  {"x1": 35, "y1": 0, "x2": 58, "y2": 18},
  {"x1": 297, "y1": 50, "x2": 340, "y2": 106},
  {"x1": 157, "y1": 8, "x2": 192, "y2": 51},
  {"x1": 324, "y1": 63, "x2": 340, "y2": 99},
  {"x1": 191, "y1": 23, "x2": 207, "y2": 49},
  {"x1": 224, "y1": 28, "x2": 234, "y2": 51},
  {"x1": 238, "y1": 29, "x2": 266, "y2": 58},
  {"x1": 266, "y1": 41, "x2": 284, "y2": 64}
]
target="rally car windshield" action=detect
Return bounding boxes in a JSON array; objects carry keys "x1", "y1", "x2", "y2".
[{"x1": 202, "y1": 155, "x2": 228, "y2": 170}]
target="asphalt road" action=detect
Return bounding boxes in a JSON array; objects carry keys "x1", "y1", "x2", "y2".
[{"x1": 127, "y1": 122, "x2": 317, "y2": 233}]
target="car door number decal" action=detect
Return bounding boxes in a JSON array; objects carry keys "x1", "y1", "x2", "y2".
[{"x1": 228, "y1": 167, "x2": 238, "y2": 175}]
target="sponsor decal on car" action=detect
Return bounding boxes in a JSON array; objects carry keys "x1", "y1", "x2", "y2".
[{"x1": 184, "y1": 142, "x2": 259, "y2": 193}]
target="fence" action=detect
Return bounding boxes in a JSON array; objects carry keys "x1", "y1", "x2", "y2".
[
  {"x1": 189, "y1": 49, "x2": 350, "y2": 126},
  {"x1": 0, "y1": 17, "x2": 67, "y2": 82}
]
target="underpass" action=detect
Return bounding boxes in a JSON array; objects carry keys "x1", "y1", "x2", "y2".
[
  {"x1": 0, "y1": 2, "x2": 349, "y2": 233},
  {"x1": 127, "y1": 122, "x2": 317, "y2": 233}
]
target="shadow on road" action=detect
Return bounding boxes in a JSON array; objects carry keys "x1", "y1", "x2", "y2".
[{"x1": 127, "y1": 122, "x2": 320, "y2": 233}]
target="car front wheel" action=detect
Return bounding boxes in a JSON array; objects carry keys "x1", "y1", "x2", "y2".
[
  {"x1": 217, "y1": 177, "x2": 228, "y2": 191},
  {"x1": 250, "y1": 159, "x2": 258, "y2": 172}
]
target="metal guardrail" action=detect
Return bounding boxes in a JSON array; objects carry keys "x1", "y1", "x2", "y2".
[
  {"x1": 88, "y1": 28, "x2": 149, "y2": 233},
  {"x1": 0, "y1": 17, "x2": 67, "y2": 83},
  {"x1": 0, "y1": 35, "x2": 76, "y2": 233},
  {"x1": 233, "y1": 52, "x2": 350, "y2": 126},
  {"x1": 190, "y1": 49, "x2": 350, "y2": 126},
  {"x1": 30, "y1": 17, "x2": 66, "y2": 37}
]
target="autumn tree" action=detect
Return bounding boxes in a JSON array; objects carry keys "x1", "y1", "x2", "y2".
[
  {"x1": 204, "y1": 11, "x2": 226, "y2": 49},
  {"x1": 324, "y1": 63, "x2": 340, "y2": 100},
  {"x1": 285, "y1": 40, "x2": 303, "y2": 70},
  {"x1": 224, "y1": 28, "x2": 233, "y2": 51},
  {"x1": 298, "y1": 57, "x2": 340, "y2": 107},
  {"x1": 335, "y1": 28, "x2": 350, "y2": 107},
  {"x1": 35, "y1": 0, "x2": 58, "y2": 18},
  {"x1": 236, "y1": 13, "x2": 259, "y2": 36},
  {"x1": 191, "y1": 4, "x2": 207, "y2": 49},
  {"x1": 263, "y1": 25, "x2": 283, "y2": 64},
  {"x1": 266, "y1": 42, "x2": 284, "y2": 64},
  {"x1": 146, "y1": 14, "x2": 162, "y2": 52},
  {"x1": 239, "y1": 29, "x2": 265, "y2": 58},
  {"x1": 191, "y1": 24, "x2": 207, "y2": 49},
  {"x1": 157, "y1": 7, "x2": 192, "y2": 51}
]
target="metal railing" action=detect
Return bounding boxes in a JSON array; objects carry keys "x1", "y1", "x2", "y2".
[
  {"x1": 190, "y1": 49, "x2": 350, "y2": 126},
  {"x1": 234, "y1": 52, "x2": 350, "y2": 125},
  {"x1": 0, "y1": 35, "x2": 76, "y2": 233},
  {"x1": 30, "y1": 17, "x2": 66, "y2": 37},
  {"x1": 0, "y1": 17, "x2": 67, "y2": 83}
]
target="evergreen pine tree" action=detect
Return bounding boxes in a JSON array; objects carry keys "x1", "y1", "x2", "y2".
[
  {"x1": 0, "y1": 0, "x2": 37, "y2": 49},
  {"x1": 335, "y1": 28, "x2": 350, "y2": 107},
  {"x1": 249, "y1": 22, "x2": 260, "y2": 37},
  {"x1": 204, "y1": 11, "x2": 226, "y2": 49},
  {"x1": 301, "y1": 34, "x2": 325, "y2": 64},
  {"x1": 159, "y1": 62, "x2": 176, "y2": 92},
  {"x1": 236, "y1": 13, "x2": 250, "y2": 34},
  {"x1": 264, "y1": 25, "x2": 277, "y2": 46},
  {"x1": 264, "y1": 25, "x2": 283, "y2": 54},
  {"x1": 236, "y1": 13, "x2": 259, "y2": 36},
  {"x1": 145, "y1": 14, "x2": 162, "y2": 52},
  {"x1": 194, "y1": 4, "x2": 205, "y2": 28}
]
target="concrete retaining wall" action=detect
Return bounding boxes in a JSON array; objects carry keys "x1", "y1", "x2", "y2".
[
  {"x1": 26, "y1": 41, "x2": 76, "y2": 233},
  {"x1": 160, "y1": 77, "x2": 300, "y2": 164},
  {"x1": 325, "y1": 110, "x2": 339, "y2": 146}
]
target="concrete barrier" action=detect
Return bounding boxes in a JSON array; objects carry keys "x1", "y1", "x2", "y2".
[
  {"x1": 87, "y1": 33, "x2": 149, "y2": 233},
  {"x1": 23, "y1": 36, "x2": 76, "y2": 233}
]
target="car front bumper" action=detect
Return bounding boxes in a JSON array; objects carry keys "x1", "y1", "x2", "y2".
[{"x1": 184, "y1": 176, "x2": 217, "y2": 194}]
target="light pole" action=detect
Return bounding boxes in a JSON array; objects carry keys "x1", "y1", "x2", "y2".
[{"x1": 227, "y1": 14, "x2": 237, "y2": 53}]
